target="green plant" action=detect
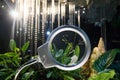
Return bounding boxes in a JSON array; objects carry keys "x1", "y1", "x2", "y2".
[
  {"x1": 46, "y1": 67, "x2": 84, "y2": 80},
  {"x1": 88, "y1": 69, "x2": 115, "y2": 80},
  {"x1": 50, "y1": 42, "x2": 80, "y2": 66},
  {"x1": 88, "y1": 49, "x2": 120, "y2": 80},
  {"x1": 0, "y1": 39, "x2": 30, "y2": 80},
  {"x1": 93, "y1": 49, "x2": 120, "y2": 72},
  {"x1": 47, "y1": 42, "x2": 83, "y2": 80},
  {"x1": 17, "y1": 47, "x2": 120, "y2": 80},
  {"x1": 0, "y1": 39, "x2": 83, "y2": 80},
  {"x1": 1, "y1": 39, "x2": 120, "y2": 80}
]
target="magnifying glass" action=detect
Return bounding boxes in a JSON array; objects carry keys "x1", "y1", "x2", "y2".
[{"x1": 14, "y1": 25, "x2": 91, "y2": 80}]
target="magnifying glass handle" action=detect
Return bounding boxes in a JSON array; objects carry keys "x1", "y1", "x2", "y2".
[
  {"x1": 38, "y1": 42, "x2": 55, "y2": 68},
  {"x1": 14, "y1": 59, "x2": 38, "y2": 80}
]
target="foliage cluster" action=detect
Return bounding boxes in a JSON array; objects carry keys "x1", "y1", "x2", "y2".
[{"x1": 0, "y1": 40, "x2": 120, "y2": 80}]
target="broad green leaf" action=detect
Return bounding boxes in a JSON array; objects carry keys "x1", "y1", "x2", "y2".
[
  {"x1": 93, "y1": 49, "x2": 120, "y2": 72},
  {"x1": 21, "y1": 41, "x2": 30, "y2": 53},
  {"x1": 88, "y1": 69, "x2": 115, "y2": 80},
  {"x1": 9, "y1": 39, "x2": 17, "y2": 51},
  {"x1": 64, "y1": 75, "x2": 75, "y2": 80}
]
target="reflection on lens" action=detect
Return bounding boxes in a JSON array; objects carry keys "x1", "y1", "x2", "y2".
[{"x1": 50, "y1": 31, "x2": 85, "y2": 66}]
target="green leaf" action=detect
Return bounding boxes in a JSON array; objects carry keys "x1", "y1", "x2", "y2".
[
  {"x1": 53, "y1": 43, "x2": 57, "y2": 51},
  {"x1": 22, "y1": 71, "x2": 34, "y2": 80},
  {"x1": 62, "y1": 57, "x2": 71, "y2": 65},
  {"x1": 0, "y1": 54, "x2": 7, "y2": 59},
  {"x1": 9, "y1": 39, "x2": 17, "y2": 51},
  {"x1": 50, "y1": 45, "x2": 54, "y2": 54},
  {"x1": 47, "y1": 71, "x2": 53, "y2": 78},
  {"x1": 50, "y1": 44, "x2": 57, "y2": 57},
  {"x1": 93, "y1": 49, "x2": 120, "y2": 72},
  {"x1": 0, "y1": 52, "x2": 20, "y2": 67},
  {"x1": 55, "y1": 49, "x2": 64, "y2": 58},
  {"x1": 64, "y1": 43, "x2": 73, "y2": 56},
  {"x1": 5, "y1": 71, "x2": 16, "y2": 80},
  {"x1": 74, "y1": 45, "x2": 80, "y2": 57},
  {"x1": 4, "y1": 52, "x2": 19, "y2": 57},
  {"x1": 64, "y1": 75, "x2": 75, "y2": 80},
  {"x1": 88, "y1": 69, "x2": 115, "y2": 80},
  {"x1": 21, "y1": 41, "x2": 30, "y2": 53}
]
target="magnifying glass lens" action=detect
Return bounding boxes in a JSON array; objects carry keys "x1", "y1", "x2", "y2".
[{"x1": 50, "y1": 31, "x2": 85, "y2": 66}]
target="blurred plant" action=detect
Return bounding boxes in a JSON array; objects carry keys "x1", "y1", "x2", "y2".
[
  {"x1": 88, "y1": 49, "x2": 120, "y2": 80},
  {"x1": 46, "y1": 67, "x2": 84, "y2": 80},
  {"x1": 88, "y1": 69, "x2": 115, "y2": 80},
  {"x1": 0, "y1": 39, "x2": 30, "y2": 80},
  {"x1": 48, "y1": 42, "x2": 85, "y2": 80},
  {"x1": 37, "y1": 45, "x2": 120, "y2": 80},
  {"x1": 1, "y1": 39, "x2": 120, "y2": 80},
  {"x1": 50, "y1": 42, "x2": 80, "y2": 66}
]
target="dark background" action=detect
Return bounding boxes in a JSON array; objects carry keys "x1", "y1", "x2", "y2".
[
  {"x1": 0, "y1": 0, "x2": 120, "y2": 53},
  {"x1": 0, "y1": 1, "x2": 13, "y2": 53}
]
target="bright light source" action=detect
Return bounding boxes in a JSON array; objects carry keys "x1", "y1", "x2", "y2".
[
  {"x1": 83, "y1": 8, "x2": 86, "y2": 10},
  {"x1": 46, "y1": 31, "x2": 51, "y2": 35},
  {"x1": 10, "y1": 10, "x2": 18, "y2": 18},
  {"x1": 75, "y1": 11, "x2": 77, "y2": 14},
  {"x1": 1, "y1": 5, "x2": 5, "y2": 8},
  {"x1": 82, "y1": 11, "x2": 85, "y2": 14}
]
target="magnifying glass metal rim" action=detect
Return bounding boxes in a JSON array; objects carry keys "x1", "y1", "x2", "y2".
[{"x1": 47, "y1": 25, "x2": 91, "y2": 71}]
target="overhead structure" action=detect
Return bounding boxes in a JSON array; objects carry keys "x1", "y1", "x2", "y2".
[{"x1": 4, "y1": 0, "x2": 91, "y2": 54}]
